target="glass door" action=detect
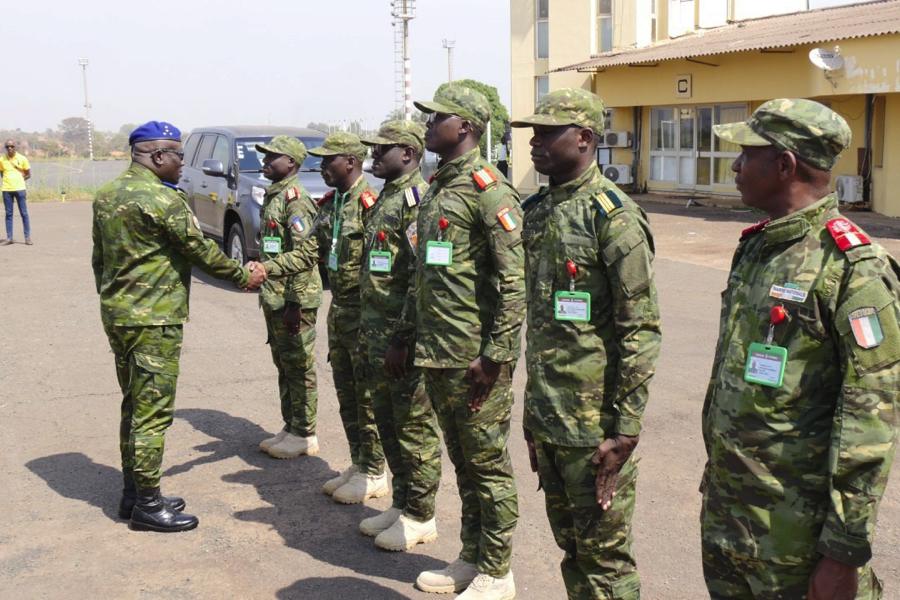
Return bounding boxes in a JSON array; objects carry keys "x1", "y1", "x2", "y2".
[{"x1": 676, "y1": 107, "x2": 696, "y2": 187}]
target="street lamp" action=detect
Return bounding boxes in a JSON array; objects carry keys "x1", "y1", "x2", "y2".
[
  {"x1": 78, "y1": 58, "x2": 94, "y2": 161},
  {"x1": 442, "y1": 39, "x2": 455, "y2": 82}
]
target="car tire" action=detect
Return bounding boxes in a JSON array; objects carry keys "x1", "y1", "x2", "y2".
[{"x1": 226, "y1": 223, "x2": 247, "y2": 265}]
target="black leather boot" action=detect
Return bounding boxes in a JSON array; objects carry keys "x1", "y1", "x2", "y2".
[
  {"x1": 119, "y1": 489, "x2": 186, "y2": 519},
  {"x1": 129, "y1": 487, "x2": 199, "y2": 532}
]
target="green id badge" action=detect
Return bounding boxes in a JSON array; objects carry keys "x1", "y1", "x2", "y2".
[
  {"x1": 369, "y1": 250, "x2": 392, "y2": 272},
  {"x1": 328, "y1": 251, "x2": 338, "y2": 271},
  {"x1": 262, "y1": 236, "x2": 282, "y2": 254},
  {"x1": 425, "y1": 241, "x2": 453, "y2": 266},
  {"x1": 554, "y1": 291, "x2": 591, "y2": 322},
  {"x1": 743, "y1": 342, "x2": 787, "y2": 388}
]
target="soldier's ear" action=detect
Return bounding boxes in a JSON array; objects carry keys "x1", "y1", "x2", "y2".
[
  {"x1": 579, "y1": 128, "x2": 596, "y2": 152},
  {"x1": 777, "y1": 150, "x2": 799, "y2": 181}
]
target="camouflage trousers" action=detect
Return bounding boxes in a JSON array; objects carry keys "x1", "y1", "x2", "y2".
[
  {"x1": 424, "y1": 367, "x2": 518, "y2": 578},
  {"x1": 534, "y1": 440, "x2": 640, "y2": 600},
  {"x1": 105, "y1": 323, "x2": 182, "y2": 490},
  {"x1": 264, "y1": 306, "x2": 317, "y2": 437},
  {"x1": 368, "y1": 358, "x2": 442, "y2": 521},
  {"x1": 702, "y1": 543, "x2": 883, "y2": 600},
  {"x1": 327, "y1": 302, "x2": 384, "y2": 474}
]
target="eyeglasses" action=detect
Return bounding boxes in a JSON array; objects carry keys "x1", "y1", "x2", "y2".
[{"x1": 137, "y1": 147, "x2": 185, "y2": 159}]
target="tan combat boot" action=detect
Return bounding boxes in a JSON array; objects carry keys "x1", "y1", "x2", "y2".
[
  {"x1": 322, "y1": 465, "x2": 358, "y2": 496},
  {"x1": 258, "y1": 428, "x2": 288, "y2": 452},
  {"x1": 265, "y1": 433, "x2": 318, "y2": 459},
  {"x1": 374, "y1": 514, "x2": 438, "y2": 551},
  {"x1": 332, "y1": 471, "x2": 389, "y2": 504},
  {"x1": 415, "y1": 558, "x2": 478, "y2": 594},
  {"x1": 456, "y1": 572, "x2": 515, "y2": 600},
  {"x1": 359, "y1": 507, "x2": 402, "y2": 537}
]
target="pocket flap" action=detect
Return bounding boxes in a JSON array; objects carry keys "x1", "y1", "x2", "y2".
[{"x1": 133, "y1": 352, "x2": 179, "y2": 376}]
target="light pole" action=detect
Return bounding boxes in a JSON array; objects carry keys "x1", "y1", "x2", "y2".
[
  {"x1": 78, "y1": 58, "x2": 94, "y2": 161},
  {"x1": 391, "y1": 0, "x2": 416, "y2": 121},
  {"x1": 442, "y1": 39, "x2": 455, "y2": 83}
]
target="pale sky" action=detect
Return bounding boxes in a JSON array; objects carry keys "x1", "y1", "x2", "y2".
[{"x1": 0, "y1": 1, "x2": 512, "y2": 132}]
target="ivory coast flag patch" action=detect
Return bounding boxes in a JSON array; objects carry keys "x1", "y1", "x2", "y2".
[
  {"x1": 497, "y1": 207, "x2": 517, "y2": 231},
  {"x1": 849, "y1": 307, "x2": 884, "y2": 348}
]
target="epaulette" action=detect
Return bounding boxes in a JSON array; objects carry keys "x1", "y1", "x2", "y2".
[
  {"x1": 521, "y1": 192, "x2": 542, "y2": 211},
  {"x1": 826, "y1": 217, "x2": 871, "y2": 252},
  {"x1": 404, "y1": 186, "x2": 421, "y2": 208},
  {"x1": 317, "y1": 190, "x2": 335, "y2": 207},
  {"x1": 360, "y1": 189, "x2": 378, "y2": 209},
  {"x1": 285, "y1": 186, "x2": 300, "y2": 203},
  {"x1": 472, "y1": 166, "x2": 498, "y2": 191},
  {"x1": 592, "y1": 189, "x2": 624, "y2": 217},
  {"x1": 740, "y1": 219, "x2": 770, "y2": 240}
]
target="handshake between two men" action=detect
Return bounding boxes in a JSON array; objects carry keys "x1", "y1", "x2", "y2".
[{"x1": 243, "y1": 261, "x2": 268, "y2": 291}]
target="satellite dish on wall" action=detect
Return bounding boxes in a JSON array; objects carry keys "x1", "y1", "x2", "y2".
[{"x1": 809, "y1": 48, "x2": 844, "y2": 71}]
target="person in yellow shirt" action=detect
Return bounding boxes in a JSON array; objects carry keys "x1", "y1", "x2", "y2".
[{"x1": 0, "y1": 140, "x2": 32, "y2": 245}]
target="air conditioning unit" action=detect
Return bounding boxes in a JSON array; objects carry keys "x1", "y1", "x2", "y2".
[
  {"x1": 836, "y1": 175, "x2": 863, "y2": 203},
  {"x1": 604, "y1": 164, "x2": 632, "y2": 184},
  {"x1": 603, "y1": 131, "x2": 632, "y2": 148}
]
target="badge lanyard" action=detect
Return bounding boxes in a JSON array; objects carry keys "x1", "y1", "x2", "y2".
[
  {"x1": 744, "y1": 305, "x2": 788, "y2": 388},
  {"x1": 328, "y1": 191, "x2": 346, "y2": 271},
  {"x1": 369, "y1": 230, "x2": 392, "y2": 272},
  {"x1": 554, "y1": 259, "x2": 591, "y2": 321},
  {"x1": 425, "y1": 216, "x2": 453, "y2": 266},
  {"x1": 262, "y1": 217, "x2": 282, "y2": 254}
]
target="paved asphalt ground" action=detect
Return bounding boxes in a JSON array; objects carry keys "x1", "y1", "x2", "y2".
[{"x1": 1, "y1": 201, "x2": 898, "y2": 599}]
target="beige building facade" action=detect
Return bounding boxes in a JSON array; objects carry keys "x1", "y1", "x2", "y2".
[{"x1": 510, "y1": 0, "x2": 900, "y2": 217}]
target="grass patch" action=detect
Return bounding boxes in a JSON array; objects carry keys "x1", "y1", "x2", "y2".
[{"x1": 27, "y1": 186, "x2": 96, "y2": 203}]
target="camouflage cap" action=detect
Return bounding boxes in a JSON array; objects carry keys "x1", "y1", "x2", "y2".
[
  {"x1": 510, "y1": 88, "x2": 605, "y2": 132},
  {"x1": 360, "y1": 120, "x2": 426, "y2": 153},
  {"x1": 713, "y1": 98, "x2": 851, "y2": 170},
  {"x1": 414, "y1": 83, "x2": 491, "y2": 131},
  {"x1": 307, "y1": 131, "x2": 368, "y2": 161},
  {"x1": 255, "y1": 135, "x2": 308, "y2": 165}
]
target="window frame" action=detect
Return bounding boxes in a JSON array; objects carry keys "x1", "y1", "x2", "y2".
[{"x1": 535, "y1": 0, "x2": 549, "y2": 59}]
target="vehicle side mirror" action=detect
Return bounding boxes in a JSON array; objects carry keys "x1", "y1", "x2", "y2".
[{"x1": 202, "y1": 159, "x2": 227, "y2": 177}]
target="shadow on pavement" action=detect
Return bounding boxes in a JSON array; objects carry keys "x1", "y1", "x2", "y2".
[
  {"x1": 277, "y1": 576, "x2": 412, "y2": 599},
  {"x1": 25, "y1": 452, "x2": 122, "y2": 522},
  {"x1": 169, "y1": 408, "x2": 443, "y2": 589}
]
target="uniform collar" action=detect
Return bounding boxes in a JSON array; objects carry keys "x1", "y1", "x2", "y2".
[
  {"x1": 762, "y1": 194, "x2": 838, "y2": 246},
  {"x1": 433, "y1": 147, "x2": 480, "y2": 186},
  {"x1": 382, "y1": 167, "x2": 423, "y2": 196},
  {"x1": 127, "y1": 162, "x2": 165, "y2": 185},
  {"x1": 548, "y1": 163, "x2": 602, "y2": 206},
  {"x1": 267, "y1": 173, "x2": 298, "y2": 197},
  {"x1": 338, "y1": 173, "x2": 368, "y2": 200}
]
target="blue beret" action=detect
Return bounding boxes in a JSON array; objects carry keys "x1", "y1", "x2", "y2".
[{"x1": 129, "y1": 121, "x2": 181, "y2": 145}]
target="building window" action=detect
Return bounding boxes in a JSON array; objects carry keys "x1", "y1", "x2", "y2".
[
  {"x1": 535, "y1": 76, "x2": 549, "y2": 105},
  {"x1": 536, "y1": 0, "x2": 549, "y2": 59},
  {"x1": 650, "y1": 0, "x2": 658, "y2": 42},
  {"x1": 712, "y1": 104, "x2": 746, "y2": 184},
  {"x1": 668, "y1": 0, "x2": 695, "y2": 37},
  {"x1": 593, "y1": 0, "x2": 613, "y2": 54}
]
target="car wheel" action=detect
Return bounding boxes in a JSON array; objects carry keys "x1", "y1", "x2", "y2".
[{"x1": 226, "y1": 223, "x2": 246, "y2": 264}]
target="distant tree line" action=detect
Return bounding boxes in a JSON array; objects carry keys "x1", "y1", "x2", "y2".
[{"x1": 0, "y1": 118, "x2": 137, "y2": 159}]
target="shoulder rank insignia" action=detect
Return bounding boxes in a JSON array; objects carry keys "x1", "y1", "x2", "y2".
[
  {"x1": 826, "y1": 217, "x2": 871, "y2": 251},
  {"x1": 317, "y1": 190, "x2": 334, "y2": 207},
  {"x1": 472, "y1": 167, "x2": 498, "y2": 190},
  {"x1": 592, "y1": 189, "x2": 623, "y2": 217},
  {"x1": 496, "y1": 207, "x2": 518, "y2": 231},
  {"x1": 404, "y1": 186, "x2": 421, "y2": 208},
  {"x1": 285, "y1": 186, "x2": 299, "y2": 202},
  {"x1": 740, "y1": 219, "x2": 770, "y2": 240},
  {"x1": 360, "y1": 189, "x2": 378, "y2": 209}
]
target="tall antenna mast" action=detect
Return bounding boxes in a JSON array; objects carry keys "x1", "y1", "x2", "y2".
[{"x1": 391, "y1": 1, "x2": 416, "y2": 120}]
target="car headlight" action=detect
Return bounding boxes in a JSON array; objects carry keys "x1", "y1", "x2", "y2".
[{"x1": 251, "y1": 186, "x2": 266, "y2": 206}]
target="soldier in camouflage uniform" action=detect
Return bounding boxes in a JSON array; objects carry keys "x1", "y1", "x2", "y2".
[
  {"x1": 355, "y1": 121, "x2": 443, "y2": 551},
  {"x1": 92, "y1": 121, "x2": 266, "y2": 532},
  {"x1": 702, "y1": 99, "x2": 900, "y2": 599},
  {"x1": 310, "y1": 132, "x2": 387, "y2": 504},
  {"x1": 253, "y1": 136, "x2": 323, "y2": 459},
  {"x1": 510, "y1": 88, "x2": 661, "y2": 600},
  {"x1": 392, "y1": 84, "x2": 524, "y2": 599}
]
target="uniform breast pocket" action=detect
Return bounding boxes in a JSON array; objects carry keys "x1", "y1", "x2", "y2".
[{"x1": 558, "y1": 236, "x2": 599, "y2": 288}]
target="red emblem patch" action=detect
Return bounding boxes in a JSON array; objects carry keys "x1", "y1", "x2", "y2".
[
  {"x1": 360, "y1": 190, "x2": 377, "y2": 209},
  {"x1": 826, "y1": 218, "x2": 870, "y2": 251},
  {"x1": 740, "y1": 219, "x2": 770, "y2": 240}
]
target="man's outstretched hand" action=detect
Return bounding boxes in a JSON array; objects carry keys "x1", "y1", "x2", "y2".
[{"x1": 244, "y1": 261, "x2": 267, "y2": 290}]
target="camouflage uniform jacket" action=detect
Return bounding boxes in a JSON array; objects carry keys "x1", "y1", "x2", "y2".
[
  {"x1": 359, "y1": 168, "x2": 427, "y2": 362},
  {"x1": 396, "y1": 148, "x2": 525, "y2": 368},
  {"x1": 314, "y1": 175, "x2": 378, "y2": 308},
  {"x1": 702, "y1": 194, "x2": 900, "y2": 567},
  {"x1": 259, "y1": 174, "x2": 322, "y2": 311},
  {"x1": 522, "y1": 163, "x2": 661, "y2": 445},
  {"x1": 92, "y1": 163, "x2": 248, "y2": 327}
]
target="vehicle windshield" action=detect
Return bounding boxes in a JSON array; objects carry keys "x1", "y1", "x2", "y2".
[{"x1": 235, "y1": 137, "x2": 324, "y2": 172}]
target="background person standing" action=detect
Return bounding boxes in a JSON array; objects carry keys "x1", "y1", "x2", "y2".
[{"x1": 0, "y1": 139, "x2": 32, "y2": 245}]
